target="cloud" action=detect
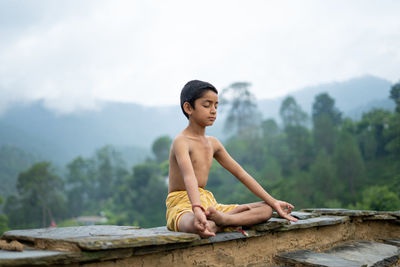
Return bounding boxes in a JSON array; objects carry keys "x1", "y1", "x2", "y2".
[{"x1": 0, "y1": 0, "x2": 399, "y2": 114}]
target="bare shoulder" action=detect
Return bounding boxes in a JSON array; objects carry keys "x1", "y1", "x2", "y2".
[
  {"x1": 207, "y1": 136, "x2": 224, "y2": 153},
  {"x1": 171, "y1": 133, "x2": 190, "y2": 153}
]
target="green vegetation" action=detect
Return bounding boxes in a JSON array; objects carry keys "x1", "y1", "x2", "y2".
[{"x1": 0, "y1": 81, "x2": 399, "y2": 235}]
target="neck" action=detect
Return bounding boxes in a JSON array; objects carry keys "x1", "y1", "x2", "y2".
[{"x1": 186, "y1": 120, "x2": 206, "y2": 136}]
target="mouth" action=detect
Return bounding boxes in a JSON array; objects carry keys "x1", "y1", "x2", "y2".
[{"x1": 209, "y1": 117, "x2": 216, "y2": 121}]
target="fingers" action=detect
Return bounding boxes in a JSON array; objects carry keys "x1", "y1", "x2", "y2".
[
  {"x1": 195, "y1": 220, "x2": 215, "y2": 238},
  {"x1": 194, "y1": 220, "x2": 206, "y2": 231},
  {"x1": 281, "y1": 201, "x2": 295, "y2": 210},
  {"x1": 200, "y1": 228, "x2": 216, "y2": 237},
  {"x1": 283, "y1": 213, "x2": 298, "y2": 222},
  {"x1": 279, "y1": 201, "x2": 295, "y2": 215}
]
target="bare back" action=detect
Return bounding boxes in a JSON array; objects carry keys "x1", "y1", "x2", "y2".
[{"x1": 168, "y1": 132, "x2": 217, "y2": 193}]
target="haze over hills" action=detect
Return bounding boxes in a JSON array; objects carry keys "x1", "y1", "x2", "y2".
[
  {"x1": 0, "y1": 75, "x2": 395, "y2": 165},
  {"x1": 258, "y1": 75, "x2": 394, "y2": 121}
]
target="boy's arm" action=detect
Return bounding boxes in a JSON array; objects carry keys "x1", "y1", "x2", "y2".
[
  {"x1": 212, "y1": 137, "x2": 297, "y2": 222},
  {"x1": 172, "y1": 137, "x2": 215, "y2": 235}
]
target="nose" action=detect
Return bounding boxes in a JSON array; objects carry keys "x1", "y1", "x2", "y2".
[{"x1": 211, "y1": 106, "x2": 216, "y2": 114}]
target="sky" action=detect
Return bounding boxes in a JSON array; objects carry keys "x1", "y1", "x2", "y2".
[{"x1": 0, "y1": 0, "x2": 399, "y2": 114}]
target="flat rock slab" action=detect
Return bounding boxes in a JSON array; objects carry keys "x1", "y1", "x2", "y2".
[
  {"x1": 0, "y1": 248, "x2": 74, "y2": 266},
  {"x1": 272, "y1": 211, "x2": 319, "y2": 220},
  {"x1": 382, "y1": 239, "x2": 400, "y2": 247},
  {"x1": 328, "y1": 241, "x2": 400, "y2": 266},
  {"x1": 290, "y1": 211, "x2": 320, "y2": 220},
  {"x1": 2, "y1": 226, "x2": 200, "y2": 251},
  {"x1": 278, "y1": 216, "x2": 350, "y2": 231},
  {"x1": 277, "y1": 250, "x2": 365, "y2": 267},
  {"x1": 202, "y1": 230, "x2": 257, "y2": 243},
  {"x1": 250, "y1": 218, "x2": 290, "y2": 231},
  {"x1": 301, "y1": 208, "x2": 377, "y2": 217},
  {"x1": 390, "y1": 211, "x2": 400, "y2": 217}
]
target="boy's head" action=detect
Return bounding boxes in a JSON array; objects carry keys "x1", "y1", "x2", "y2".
[{"x1": 180, "y1": 80, "x2": 218, "y2": 119}]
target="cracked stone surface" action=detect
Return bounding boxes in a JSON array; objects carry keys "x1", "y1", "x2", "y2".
[
  {"x1": 0, "y1": 248, "x2": 74, "y2": 266},
  {"x1": 2, "y1": 226, "x2": 200, "y2": 251},
  {"x1": 381, "y1": 239, "x2": 400, "y2": 247},
  {"x1": 1, "y1": 209, "x2": 399, "y2": 266},
  {"x1": 249, "y1": 218, "x2": 290, "y2": 231},
  {"x1": 327, "y1": 241, "x2": 400, "y2": 267},
  {"x1": 271, "y1": 211, "x2": 319, "y2": 220},
  {"x1": 278, "y1": 240, "x2": 400, "y2": 267},
  {"x1": 277, "y1": 249, "x2": 365, "y2": 267},
  {"x1": 301, "y1": 208, "x2": 377, "y2": 217},
  {"x1": 278, "y1": 216, "x2": 350, "y2": 231}
]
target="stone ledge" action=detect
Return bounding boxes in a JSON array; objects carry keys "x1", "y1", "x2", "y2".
[
  {"x1": 1, "y1": 209, "x2": 399, "y2": 266},
  {"x1": 0, "y1": 248, "x2": 76, "y2": 266},
  {"x1": 2, "y1": 226, "x2": 200, "y2": 251},
  {"x1": 277, "y1": 240, "x2": 400, "y2": 267},
  {"x1": 277, "y1": 249, "x2": 366, "y2": 267},
  {"x1": 300, "y1": 208, "x2": 400, "y2": 218},
  {"x1": 249, "y1": 215, "x2": 349, "y2": 232}
]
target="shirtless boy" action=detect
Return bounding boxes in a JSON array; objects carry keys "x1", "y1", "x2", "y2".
[{"x1": 166, "y1": 80, "x2": 298, "y2": 238}]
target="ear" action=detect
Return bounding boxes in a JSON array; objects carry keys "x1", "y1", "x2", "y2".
[{"x1": 183, "y1": 102, "x2": 193, "y2": 117}]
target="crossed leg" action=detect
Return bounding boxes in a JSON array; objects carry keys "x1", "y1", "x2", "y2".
[
  {"x1": 208, "y1": 201, "x2": 273, "y2": 226},
  {"x1": 178, "y1": 202, "x2": 273, "y2": 238}
]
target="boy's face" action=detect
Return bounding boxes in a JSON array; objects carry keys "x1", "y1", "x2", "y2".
[{"x1": 188, "y1": 90, "x2": 218, "y2": 126}]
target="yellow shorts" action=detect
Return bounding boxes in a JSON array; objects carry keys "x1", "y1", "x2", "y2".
[{"x1": 166, "y1": 187, "x2": 238, "y2": 232}]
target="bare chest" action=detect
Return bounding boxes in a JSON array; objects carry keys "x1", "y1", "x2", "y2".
[{"x1": 189, "y1": 139, "x2": 214, "y2": 171}]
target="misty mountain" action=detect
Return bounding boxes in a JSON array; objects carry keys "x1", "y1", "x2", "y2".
[
  {"x1": 0, "y1": 75, "x2": 395, "y2": 165},
  {"x1": 258, "y1": 75, "x2": 394, "y2": 121},
  {"x1": 0, "y1": 102, "x2": 180, "y2": 165}
]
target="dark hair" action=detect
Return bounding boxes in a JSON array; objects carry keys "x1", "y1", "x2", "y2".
[{"x1": 180, "y1": 80, "x2": 218, "y2": 119}]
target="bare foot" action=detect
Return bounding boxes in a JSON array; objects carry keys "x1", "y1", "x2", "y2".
[
  {"x1": 207, "y1": 220, "x2": 218, "y2": 233},
  {"x1": 206, "y1": 206, "x2": 229, "y2": 226}
]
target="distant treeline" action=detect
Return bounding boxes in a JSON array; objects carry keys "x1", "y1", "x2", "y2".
[{"x1": 0, "y1": 81, "x2": 399, "y2": 234}]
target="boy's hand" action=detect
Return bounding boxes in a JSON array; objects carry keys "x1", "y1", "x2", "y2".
[
  {"x1": 272, "y1": 200, "x2": 298, "y2": 222},
  {"x1": 193, "y1": 209, "x2": 215, "y2": 237}
]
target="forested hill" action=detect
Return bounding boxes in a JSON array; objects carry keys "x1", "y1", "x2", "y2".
[
  {"x1": 0, "y1": 75, "x2": 394, "y2": 165},
  {"x1": 258, "y1": 75, "x2": 394, "y2": 122}
]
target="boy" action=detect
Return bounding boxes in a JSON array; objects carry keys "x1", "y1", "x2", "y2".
[{"x1": 166, "y1": 80, "x2": 297, "y2": 238}]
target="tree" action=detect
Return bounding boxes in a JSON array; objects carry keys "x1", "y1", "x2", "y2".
[
  {"x1": 312, "y1": 93, "x2": 342, "y2": 126},
  {"x1": 95, "y1": 146, "x2": 128, "y2": 203},
  {"x1": 357, "y1": 109, "x2": 391, "y2": 158},
  {"x1": 6, "y1": 162, "x2": 65, "y2": 228},
  {"x1": 279, "y1": 96, "x2": 308, "y2": 129},
  {"x1": 279, "y1": 97, "x2": 312, "y2": 173},
  {"x1": 312, "y1": 93, "x2": 342, "y2": 154},
  {"x1": 112, "y1": 162, "x2": 167, "y2": 227},
  {"x1": 0, "y1": 145, "x2": 37, "y2": 199},
  {"x1": 390, "y1": 81, "x2": 400, "y2": 113},
  {"x1": 66, "y1": 146, "x2": 129, "y2": 217},
  {"x1": 261, "y1": 119, "x2": 280, "y2": 140},
  {"x1": 65, "y1": 157, "x2": 96, "y2": 217},
  {"x1": 220, "y1": 82, "x2": 261, "y2": 136},
  {"x1": 310, "y1": 149, "x2": 343, "y2": 207},
  {"x1": 356, "y1": 185, "x2": 400, "y2": 211},
  {"x1": 334, "y1": 132, "x2": 365, "y2": 204},
  {"x1": 313, "y1": 114, "x2": 336, "y2": 154},
  {"x1": 152, "y1": 136, "x2": 172, "y2": 163},
  {"x1": 384, "y1": 112, "x2": 400, "y2": 156}
]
